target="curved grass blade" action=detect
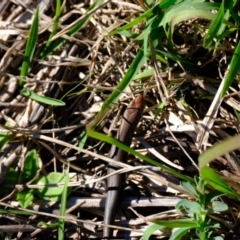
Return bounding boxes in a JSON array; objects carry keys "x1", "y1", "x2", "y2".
[
  {"x1": 169, "y1": 227, "x2": 194, "y2": 240},
  {"x1": 199, "y1": 134, "x2": 240, "y2": 170},
  {"x1": 143, "y1": 220, "x2": 196, "y2": 240},
  {"x1": 143, "y1": 223, "x2": 165, "y2": 240},
  {"x1": 171, "y1": 10, "x2": 214, "y2": 35},
  {"x1": 20, "y1": 6, "x2": 39, "y2": 87}
]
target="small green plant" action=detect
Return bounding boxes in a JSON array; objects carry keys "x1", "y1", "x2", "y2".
[
  {"x1": 143, "y1": 177, "x2": 227, "y2": 240},
  {"x1": 0, "y1": 149, "x2": 72, "y2": 207}
]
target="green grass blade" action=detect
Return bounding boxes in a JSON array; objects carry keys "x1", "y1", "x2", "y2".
[
  {"x1": 78, "y1": 130, "x2": 88, "y2": 150},
  {"x1": 86, "y1": 47, "x2": 147, "y2": 130},
  {"x1": 20, "y1": 88, "x2": 65, "y2": 106},
  {"x1": 203, "y1": 0, "x2": 224, "y2": 48},
  {"x1": 132, "y1": 68, "x2": 154, "y2": 80},
  {"x1": 110, "y1": 0, "x2": 179, "y2": 35},
  {"x1": 221, "y1": 41, "x2": 240, "y2": 96},
  {"x1": 171, "y1": 10, "x2": 214, "y2": 36},
  {"x1": 110, "y1": 8, "x2": 155, "y2": 35},
  {"x1": 43, "y1": 0, "x2": 61, "y2": 50},
  {"x1": 199, "y1": 134, "x2": 240, "y2": 170},
  {"x1": 21, "y1": 149, "x2": 39, "y2": 182},
  {"x1": 41, "y1": 0, "x2": 104, "y2": 58},
  {"x1": 58, "y1": 163, "x2": 69, "y2": 240},
  {"x1": 17, "y1": 189, "x2": 34, "y2": 208},
  {"x1": 60, "y1": 76, "x2": 88, "y2": 100},
  {"x1": 201, "y1": 166, "x2": 240, "y2": 199},
  {"x1": 0, "y1": 209, "x2": 33, "y2": 215},
  {"x1": 0, "y1": 123, "x2": 13, "y2": 151},
  {"x1": 153, "y1": 219, "x2": 197, "y2": 228},
  {"x1": 20, "y1": 6, "x2": 39, "y2": 87},
  {"x1": 87, "y1": 130, "x2": 193, "y2": 182}
]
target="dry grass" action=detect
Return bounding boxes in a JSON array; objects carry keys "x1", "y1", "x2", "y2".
[{"x1": 0, "y1": 0, "x2": 240, "y2": 239}]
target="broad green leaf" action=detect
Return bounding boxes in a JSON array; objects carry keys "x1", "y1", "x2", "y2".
[
  {"x1": 34, "y1": 172, "x2": 72, "y2": 202},
  {"x1": 22, "y1": 149, "x2": 39, "y2": 181},
  {"x1": 20, "y1": 6, "x2": 39, "y2": 87},
  {"x1": 0, "y1": 168, "x2": 19, "y2": 194},
  {"x1": 20, "y1": 88, "x2": 65, "y2": 106},
  {"x1": 212, "y1": 237, "x2": 224, "y2": 240},
  {"x1": 169, "y1": 227, "x2": 193, "y2": 240},
  {"x1": 181, "y1": 181, "x2": 198, "y2": 198},
  {"x1": 210, "y1": 201, "x2": 228, "y2": 212},
  {"x1": 176, "y1": 199, "x2": 201, "y2": 215},
  {"x1": 17, "y1": 189, "x2": 34, "y2": 208},
  {"x1": 143, "y1": 223, "x2": 164, "y2": 240}
]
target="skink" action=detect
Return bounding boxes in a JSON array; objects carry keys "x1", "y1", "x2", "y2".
[{"x1": 103, "y1": 95, "x2": 144, "y2": 238}]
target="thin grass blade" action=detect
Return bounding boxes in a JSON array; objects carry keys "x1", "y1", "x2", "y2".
[
  {"x1": 41, "y1": 0, "x2": 104, "y2": 58},
  {"x1": 221, "y1": 41, "x2": 240, "y2": 96},
  {"x1": 20, "y1": 6, "x2": 39, "y2": 87},
  {"x1": 87, "y1": 129, "x2": 193, "y2": 182},
  {"x1": 86, "y1": 48, "x2": 147, "y2": 130},
  {"x1": 20, "y1": 88, "x2": 65, "y2": 106},
  {"x1": 58, "y1": 163, "x2": 69, "y2": 240}
]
